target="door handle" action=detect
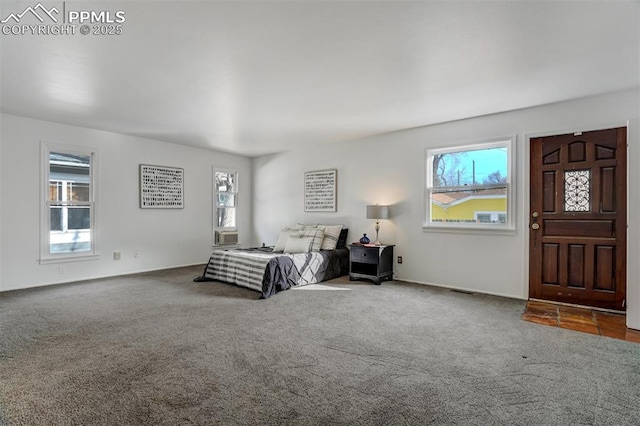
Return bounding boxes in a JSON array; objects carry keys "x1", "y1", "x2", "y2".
[
  {"x1": 532, "y1": 212, "x2": 539, "y2": 218},
  {"x1": 531, "y1": 223, "x2": 540, "y2": 230}
]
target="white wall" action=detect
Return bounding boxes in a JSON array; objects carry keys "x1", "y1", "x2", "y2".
[
  {"x1": 252, "y1": 89, "x2": 640, "y2": 329},
  {"x1": 627, "y1": 117, "x2": 640, "y2": 329},
  {"x1": 0, "y1": 116, "x2": 3, "y2": 292},
  {"x1": 0, "y1": 114, "x2": 252, "y2": 291}
]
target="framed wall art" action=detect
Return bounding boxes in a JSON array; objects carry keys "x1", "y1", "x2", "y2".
[
  {"x1": 304, "y1": 169, "x2": 337, "y2": 212},
  {"x1": 139, "y1": 164, "x2": 184, "y2": 208}
]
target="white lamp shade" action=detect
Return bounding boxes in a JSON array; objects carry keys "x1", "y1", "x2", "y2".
[{"x1": 366, "y1": 205, "x2": 389, "y2": 220}]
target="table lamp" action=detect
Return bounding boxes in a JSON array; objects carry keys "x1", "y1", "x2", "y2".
[{"x1": 366, "y1": 204, "x2": 389, "y2": 245}]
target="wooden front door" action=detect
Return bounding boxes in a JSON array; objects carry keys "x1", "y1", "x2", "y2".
[{"x1": 529, "y1": 128, "x2": 627, "y2": 311}]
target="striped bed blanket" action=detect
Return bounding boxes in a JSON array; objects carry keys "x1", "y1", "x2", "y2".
[{"x1": 198, "y1": 247, "x2": 349, "y2": 298}]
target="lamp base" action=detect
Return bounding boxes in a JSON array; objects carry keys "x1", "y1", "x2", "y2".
[{"x1": 374, "y1": 225, "x2": 382, "y2": 245}]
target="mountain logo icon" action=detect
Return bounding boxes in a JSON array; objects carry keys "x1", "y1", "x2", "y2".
[{"x1": 1, "y1": 3, "x2": 60, "y2": 24}]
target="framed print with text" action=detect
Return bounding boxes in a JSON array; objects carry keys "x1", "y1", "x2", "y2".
[
  {"x1": 140, "y1": 164, "x2": 184, "y2": 208},
  {"x1": 304, "y1": 169, "x2": 337, "y2": 212}
]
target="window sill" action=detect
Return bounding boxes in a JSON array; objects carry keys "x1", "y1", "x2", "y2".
[
  {"x1": 39, "y1": 254, "x2": 100, "y2": 265},
  {"x1": 423, "y1": 224, "x2": 516, "y2": 236}
]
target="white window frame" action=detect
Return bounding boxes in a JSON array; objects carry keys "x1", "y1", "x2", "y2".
[
  {"x1": 40, "y1": 142, "x2": 99, "y2": 263},
  {"x1": 213, "y1": 167, "x2": 239, "y2": 246},
  {"x1": 424, "y1": 136, "x2": 515, "y2": 234}
]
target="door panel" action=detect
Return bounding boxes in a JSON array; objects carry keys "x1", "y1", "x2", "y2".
[
  {"x1": 568, "y1": 244, "x2": 585, "y2": 287},
  {"x1": 529, "y1": 128, "x2": 626, "y2": 310},
  {"x1": 544, "y1": 220, "x2": 614, "y2": 237}
]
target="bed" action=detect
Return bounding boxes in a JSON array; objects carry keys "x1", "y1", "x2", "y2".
[{"x1": 195, "y1": 226, "x2": 349, "y2": 298}]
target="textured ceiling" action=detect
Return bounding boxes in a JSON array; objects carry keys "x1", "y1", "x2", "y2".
[{"x1": 1, "y1": 1, "x2": 638, "y2": 156}]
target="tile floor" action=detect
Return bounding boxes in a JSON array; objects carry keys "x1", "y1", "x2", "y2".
[{"x1": 522, "y1": 300, "x2": 640, "y2": 343}]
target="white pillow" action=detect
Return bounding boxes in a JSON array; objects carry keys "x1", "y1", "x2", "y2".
[
  {"x1": 319, "y1": 224, "x2": 343, "y2": 250},
  {"x1": 296, "y1": 223, "x2": 318, "y2": 229},
  {"x1": 284, "y1": 236, "x2": 314, "y2": 253},
  {"x1": 295, "y1": 227, "x2": 325, "y2": 251},
  {"x1": 273, "y1": 229, "x2": 300, "y2": 252}
]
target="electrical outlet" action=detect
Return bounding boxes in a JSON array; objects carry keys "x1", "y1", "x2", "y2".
[
  {"x1": 57, "y1": 265, "x2": 64, "y2": 274},
  {"x1": 113, "y1": 251, "x2": 122, "y2": 260},
  {"x1": 397, "y1": 256, "x2": 403, "y2": 264}
]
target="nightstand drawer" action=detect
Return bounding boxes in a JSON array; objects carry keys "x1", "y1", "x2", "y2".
[{"x1": 350, "y1": 247, "x2": 379, "y2": 264}]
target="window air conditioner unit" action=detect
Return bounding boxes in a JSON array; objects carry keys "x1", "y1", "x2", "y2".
[{"x1": 216, "y1": 231, "x2": 238, "y2": 245}]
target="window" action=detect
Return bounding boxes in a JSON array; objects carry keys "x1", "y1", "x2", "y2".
[
  {"x1": 425, "y1": 137, "x2": 514, "y2": 232},
  {"x1": 214, "y1": 169, "x2": 238, "y2": 245},
  {"x1": 41, "y1": 143, "x2": 97, "y2": 261}
]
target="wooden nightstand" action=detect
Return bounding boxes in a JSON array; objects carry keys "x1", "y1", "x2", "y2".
[{"x1": 349, "y1": 244, "x2": 394, "y2": 284}]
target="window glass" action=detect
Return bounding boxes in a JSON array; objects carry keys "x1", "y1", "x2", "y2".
[
  {"x1": 476, "y1": 213, "x2": 491, "y2": 223},
  {"x1": 426, "y1": 139, "x2": 513, "y2": 231},
  {"x1": 217, "y1": 207, "x2": 236, "y2": 228},
  {"x1": 69, "y1": 182, "x2": 90, "y2": 202},
  {"x1": 49, "y1": 182, "x2": 62, "y2": 201},
  {"x1": 68, "y1": 207, "x2": 91, "y2": 230},
  {"x1": 214, "y1": 169, "x2": 238, "y2": 245},
  {"x1": 432, "y1": 147, "x2": 507, "y2": 187},
  {"x1": 50, "y1": 207, "x2": 63, "y2": 231},
  {"x1": 215, "y1": 172, "x2": 236, "y2": 193},
  {"x1": 217, "y1": 193, "x2": 236, "y2": 207}
]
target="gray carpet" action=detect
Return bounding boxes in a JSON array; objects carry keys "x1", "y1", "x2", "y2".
[{"x1": 1, "y1": 265, "x2": 638, "y2": 425}]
